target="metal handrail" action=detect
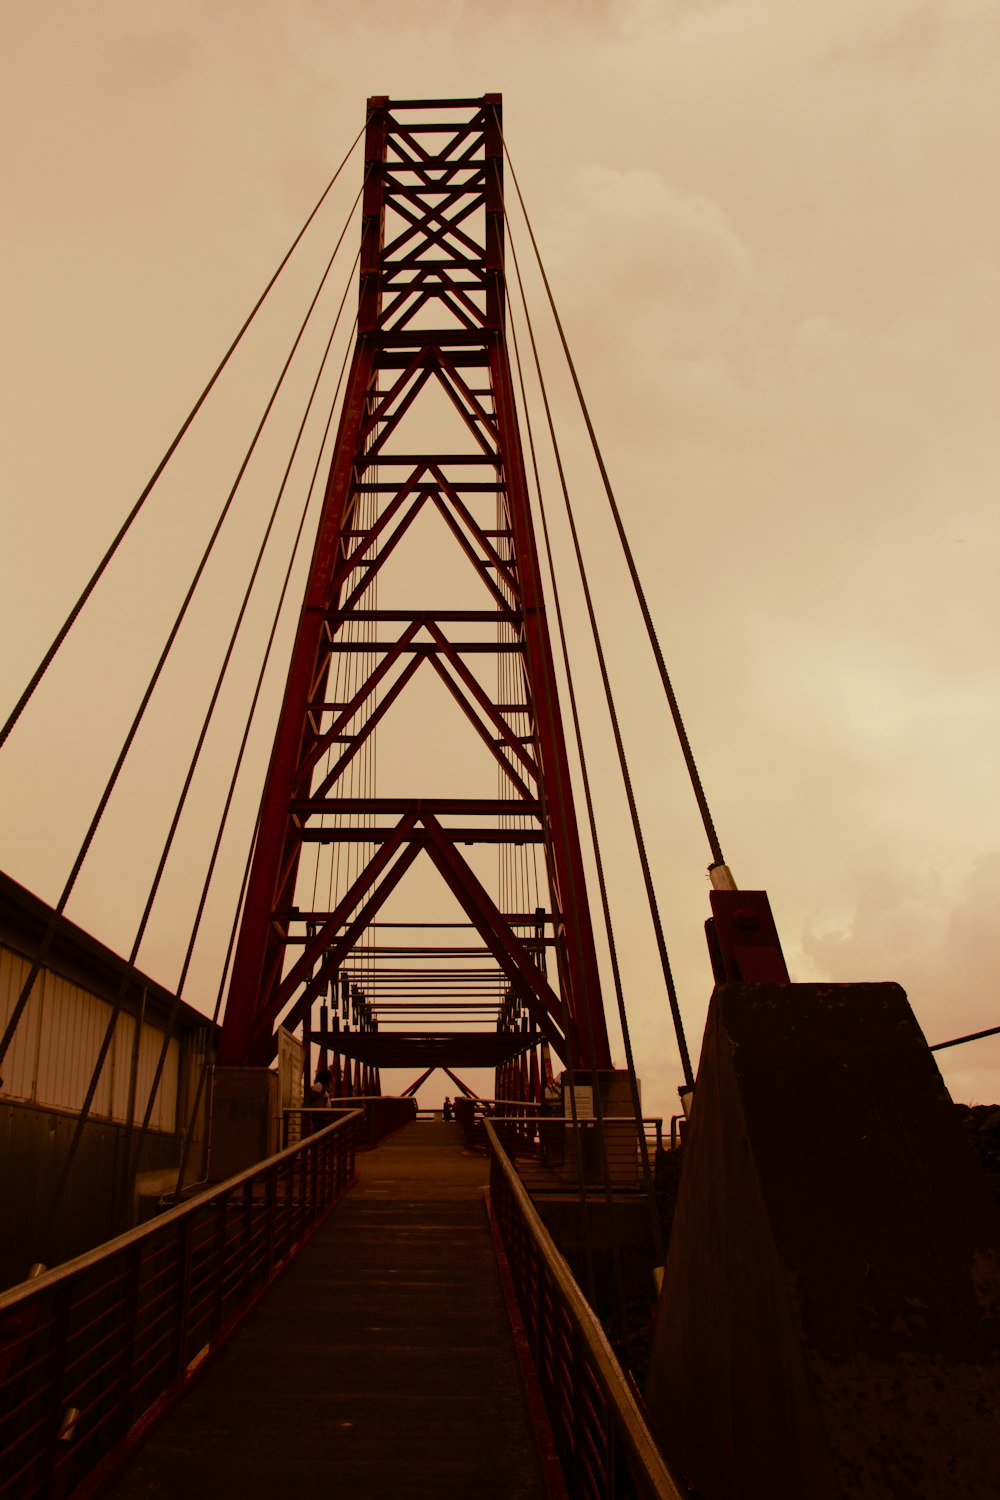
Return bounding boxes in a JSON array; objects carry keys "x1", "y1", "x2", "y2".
[
  {"x1": 470, "y1": 1107, "x2": 664, "y2": 1179},
  {"x1": 0, "y1": 1112, "x2": 360, "y2": 1500},
  {"x1": 485, "y1": 1120, "x2": 683, "y2": 1499},
  {"x1": 282, "y1": 1094, "x2": 416, "y2": 1149}
]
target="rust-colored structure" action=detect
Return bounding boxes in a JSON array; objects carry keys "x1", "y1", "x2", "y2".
[{"x1": 219, "y1": 97, "x2": 609, "y2": 1086}]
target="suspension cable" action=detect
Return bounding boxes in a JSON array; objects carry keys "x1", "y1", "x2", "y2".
[
  {"x1": 508, "y1": 259, "x2": 665, "y2": 1264},
  {"x1": 0, "y1": 124, "x2": 364, "y2": 755},
  {"x1": 501, "y1": 135, "x2": 726, "y2": 876},
  {"x1": 146, "y1": 316, "x2": 360, "y2": 1199},
  {"x1": 502, "y1": 181, "x2": 668, "y2": 1347},
  {"x1": 124, "y1": 279, "x2": 361, "y2": 1189},
  {"x1": 0, "y1": 173, "x2": 366, "y2": 1077},
  {"x1": 39, "y1": 249, "x2": 364, "y2": 1252},
  {"x1": 499, "y1": 165, "x2": 695, "y2": 1092},
  {"x1": 171, "y1": 310, "x2": 357, "y2": 1178}
]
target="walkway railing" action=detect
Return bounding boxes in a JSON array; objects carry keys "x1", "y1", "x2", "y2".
[
  {"x1": 0, "y1": 1113, "x2": 359, "y2": 1500},
  {"x1": 461, "y1": 1101, "x2": 664, "y2": 1187},
  {"x1": 282, "y1": 1094, "x2": 416, "y2": 1150},
  {"x1": 485, "y1": 1120, "x2": 683, "y2": 1500}
]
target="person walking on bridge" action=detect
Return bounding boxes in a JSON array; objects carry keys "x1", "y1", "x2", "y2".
[{"x1": 304, "y1": 1067, "x2": 332, "y2": 1134}]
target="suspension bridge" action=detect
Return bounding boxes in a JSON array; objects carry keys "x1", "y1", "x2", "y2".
[{"x1": 1, "y1": 96, "x2": 998, "y2": 1500}]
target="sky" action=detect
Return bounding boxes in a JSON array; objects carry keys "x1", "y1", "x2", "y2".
[{"x1": 1, "y1": 0, "x2": 998, "y2": 1119}]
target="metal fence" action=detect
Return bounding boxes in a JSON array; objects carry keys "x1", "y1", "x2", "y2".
[
  {"x1": 0, "y1": 1112, "x2": 359, "y2": 1500},
  {"x1": 485, "y1": 1120, "x2": 683, "y2": 1500},
  {"x1": 462, "y1": 1102, "x2": 664, "y2": 1188},
  {"x1": 283, "y1": 1094, "x2": 416, "y2": 1150}
]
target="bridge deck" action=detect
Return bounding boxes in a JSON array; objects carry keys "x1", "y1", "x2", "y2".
[{"x1": 104, "y1": 1121, "x2": 549, "y2": 1500}]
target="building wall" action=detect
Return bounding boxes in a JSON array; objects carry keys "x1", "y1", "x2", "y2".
[
  {"x1": 0, "y1": 871, "x2": 216, "y2": 1290},
  {"x1": 0, "y1": 1100, "x2": 182, "y2": 1289},
  {"x1": 0, "y1": 947, "x2": 179, "y2": 1132}
]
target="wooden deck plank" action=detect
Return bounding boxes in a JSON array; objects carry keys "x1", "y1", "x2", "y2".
[{"x1": 104, "y1": 1121, "x2": 548, "y2": 1500}]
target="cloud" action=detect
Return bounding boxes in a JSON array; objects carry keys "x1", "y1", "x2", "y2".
[
  {"x1": 522, "y1": 163, "x2": 766, "y2": 447},
  {"x1": 543, "y1": 165, "x2": 755, "y2": 340},
  {"x1": 799, "y1": 852, "x2": 1000, "y2": 1070},
  {"x1": 100, "y1": 29, "x2": 195, "y2": 95},
  {"x1": 825, "y1": 4, "x2": 944, "y2": 71}
]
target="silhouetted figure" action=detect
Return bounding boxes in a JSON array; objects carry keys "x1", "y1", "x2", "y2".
[
  {"x1": 442, "y1": 1097, "x2": 453, "y2": 1121},
  {"x1": 304, "y1": 1067, "x2": 332, "y2": 1135}
]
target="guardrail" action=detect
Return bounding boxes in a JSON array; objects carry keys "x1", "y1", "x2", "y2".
[
  {"x1": 485, "y1": 1120, "x2": 683, "y2": 1499},
  {"x1": 0, "y1": 1113, "x2": 359, "y2": 1500},
  {"x1": 282, "y1": 1094, "x2": 416, "y2": 1149},
  {"x1": 459, "y1": 1102, "x2": 664, "y2": 1186}
]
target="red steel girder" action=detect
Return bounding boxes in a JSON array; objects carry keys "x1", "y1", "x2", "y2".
[{"x1": 220, "y1": 95, "x2": 610, "y2": 1072}]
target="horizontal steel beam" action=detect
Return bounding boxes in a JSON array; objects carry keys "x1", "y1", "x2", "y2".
[
  {"x1": 324, "y1": 609, "x2": 520, "y2": 623},
  {"x1": 324, "y1": 642, "x2": 523, "y2": 652},
  {"x1": 298, "y1": 827, "x2": 544, "y2": 844},
  {"x1": 308, "y1": 1030, "x2": 534, "y2": 1066},
  {"x1": 290, "y1": 798, "x2": 540, "y2": 816}
]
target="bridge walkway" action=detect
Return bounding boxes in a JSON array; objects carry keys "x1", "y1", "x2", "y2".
[{"x1": 104, "y1": 1120, "x2": 549, "y2": 1500}]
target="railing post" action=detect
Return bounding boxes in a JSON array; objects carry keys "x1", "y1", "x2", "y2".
[
  {"x1": 36, "y1": 1279, "x2": 74, "y2": 1499},
  {"x1": 242, "y1": 1178, "x2": 255, "y2": 1297},
  {"x1": 0, "y1": 1113, "x2": 364, "y2": 1500},
  {"x1": 175, "y1": 1217, "x2": 194, "y2": 1383},
  {"x1": 211, "y1": 1194, "x2": 229, "y2": 1338},
  {"x1": 117, "y1": 1241, "x2": 142, "y2": 1442},
  {"x1": 264, "y1": 1163, "x2": 277, "y2": 1279}
]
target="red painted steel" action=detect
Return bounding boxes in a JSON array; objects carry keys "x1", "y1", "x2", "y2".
[
  {"x1": 284, "y1": 1095, "x2": 416, "y2": 1149},
  {"x1": 220, "y1": 96, "x2": 610, "y2": 1079},
  {"x1": 706, "y1": 888, "x2": 790, "y2": 985},
  {"x1": 0, "y1": 1116, "x2": 358, "y2": 1500},
  {"x1": 486, "y1": 1120, "x2": 684, "y2": 1499}
]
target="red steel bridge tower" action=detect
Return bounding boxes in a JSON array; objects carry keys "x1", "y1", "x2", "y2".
[{"x1": 218, "y1": 96, "x2": 611, "y2": 1090}]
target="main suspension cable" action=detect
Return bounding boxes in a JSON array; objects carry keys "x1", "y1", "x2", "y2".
[
  {"x1": 39, "y1": 245, "x2": 364, "y2": 1250},
  {"x1": 507, "y1": 223, "x2": 665, "y2": 1263},
  {"x1": 169, "y1": 314, "x2": 357, "y2": 1179},
  {"x1": 0, "y1": 124, "x2": 365, "y2": 755},
  {"x1": 125, "y1": 283, "x2": 362, "y2": 1189},
  {"x1": 502, "y1": 135, "x2": 727, "y2": 876},
  {"x1": 0, "y1": 174, "x2": 367, "y2": 1075},
  {"x1": 500, "y1": 167, "x2": 695, "y2": 1091}
]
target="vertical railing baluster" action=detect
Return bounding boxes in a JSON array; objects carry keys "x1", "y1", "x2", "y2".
[
  {"x1": 175, "y1": 1217, "x2": 193, "y2": 1383},
  {"x1": 211, "y1": 1194, "x2": 228, "y2": 1338},
  {"x1": 0, "y1": 1113, "x2": 362, "y2": 1500},
  {"x1": 117, "y1": 1242, "x2": 142, "y2": 1443},
  {"x1": 264, "y1": 1164, "x2": 277, "y2": 1279},
  {"x1": 242, "y1": 1178, "x2": 253, "y2": 1296},
  {"x1": 37, "y1": 1278, "x2": 74, "y2": 1499}
]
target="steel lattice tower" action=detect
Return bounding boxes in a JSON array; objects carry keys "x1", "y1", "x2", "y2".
[{"x1": 219, "y1": 96, "x2": 610, "y2": 1082}]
